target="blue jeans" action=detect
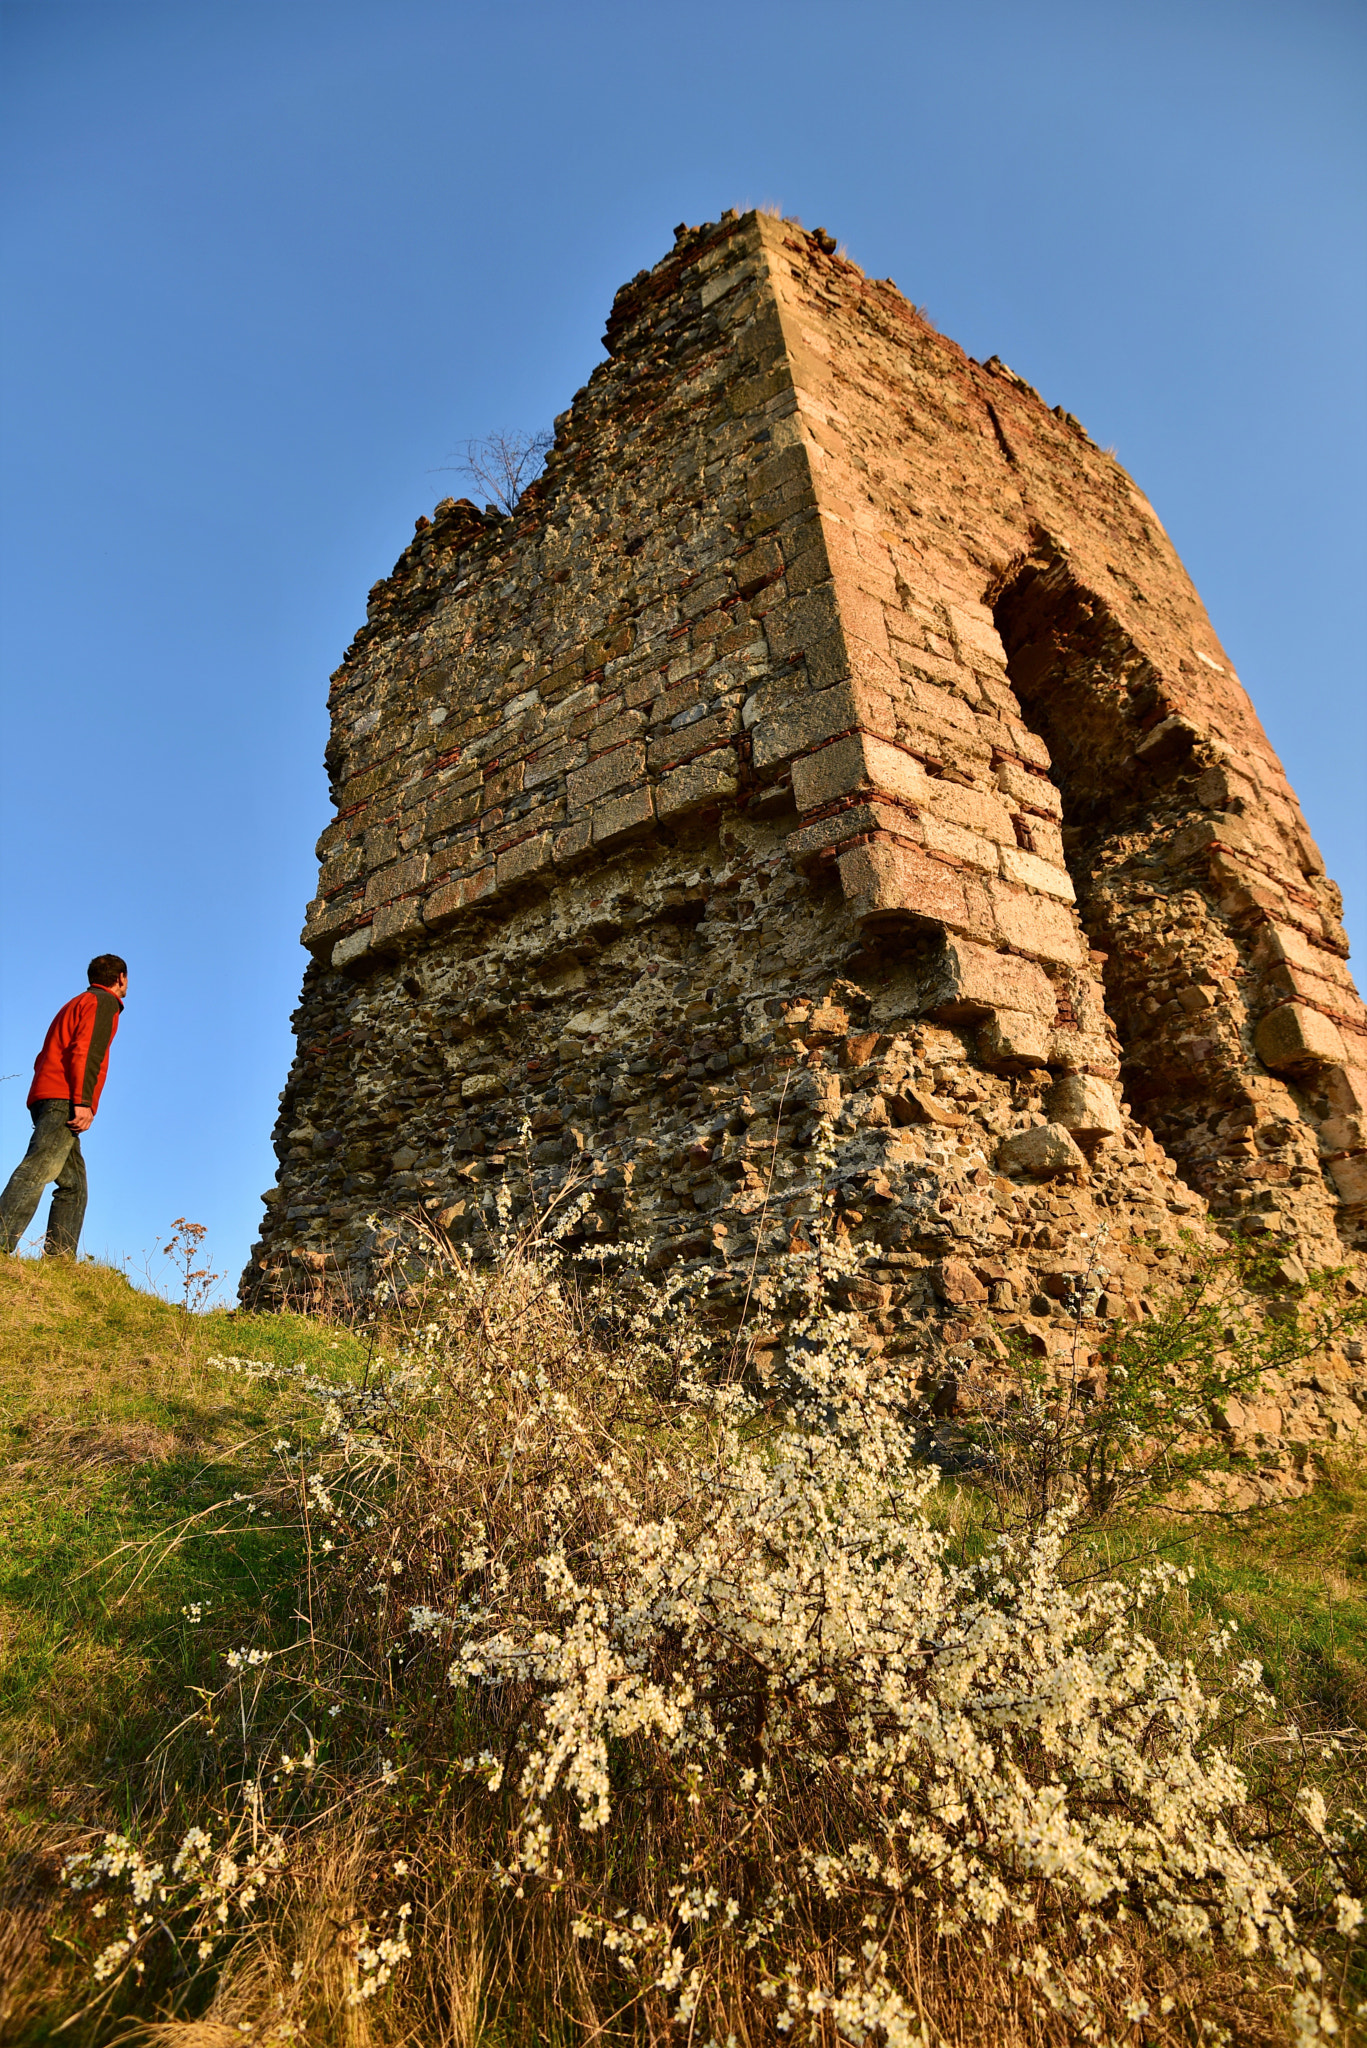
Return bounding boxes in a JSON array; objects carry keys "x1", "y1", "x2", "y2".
[{"x1": 0, "y1": 1100, "x2": 88, "y2": 1256}]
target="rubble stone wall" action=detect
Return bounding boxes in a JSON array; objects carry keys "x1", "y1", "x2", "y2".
[{"x1": 245, "y1": 211, "x2": 1366, "y2": 1492}]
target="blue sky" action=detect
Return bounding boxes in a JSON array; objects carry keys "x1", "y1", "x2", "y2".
[{"x1": 1, "y1": 0, "x2": 1363, "y2": 1298}]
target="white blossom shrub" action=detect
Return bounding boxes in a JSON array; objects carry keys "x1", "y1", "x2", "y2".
[
  {"x1": 444, "y1": 1255, "x2": 1357, "y2": 2041},
  {"x1": 200, "y1": 1228, "x2": 1360, "y2": 2043},
  {"x1": 64, "y1": 1815, "x2": 287, "y2": 1987}
]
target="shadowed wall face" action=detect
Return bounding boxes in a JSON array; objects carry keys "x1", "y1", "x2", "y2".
[
  {"x1": 989, "y1": 554, "x2": 1362, "y2": 1228},
  {"x1": 245, "y1": 213, "x2": 1365, "y2": 1478}
]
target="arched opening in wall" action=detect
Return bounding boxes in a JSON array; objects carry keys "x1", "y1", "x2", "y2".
[
  {"x1": 988, "y1": 549, "x2": 1260, "y2": 1205},
  {"x1": 990, "y1": 554, "x2": 1164, "y2": 840}
]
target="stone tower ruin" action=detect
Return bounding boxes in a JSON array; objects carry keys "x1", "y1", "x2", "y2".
[{"x1": 245, "y1": 210, "x2": 1366, "y2": 1459}]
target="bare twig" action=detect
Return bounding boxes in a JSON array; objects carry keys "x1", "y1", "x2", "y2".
[{"x1": 440, "y1": 429, "x2": 553, "y2": 514}]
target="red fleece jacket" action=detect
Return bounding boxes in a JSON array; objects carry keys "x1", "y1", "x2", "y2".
[{"x1": 28, "y1": 986, "x2": 124, "y2": 1112}]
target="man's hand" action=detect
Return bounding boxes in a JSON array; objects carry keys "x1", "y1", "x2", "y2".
[{"x1": 69, "y1": 1106, "x2": 94, "y2": 1134}]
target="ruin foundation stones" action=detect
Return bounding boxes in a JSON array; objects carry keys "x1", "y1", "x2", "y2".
[{"x1": 244, "y1": 210, "x2": 1367, "y2": 1490}]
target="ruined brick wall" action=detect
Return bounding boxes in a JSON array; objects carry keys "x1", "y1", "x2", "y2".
[{"x1": 245, "y1": 210, "x2": 1366, "y2": 1488}]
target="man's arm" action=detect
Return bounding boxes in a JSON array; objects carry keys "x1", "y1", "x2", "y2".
[{"x1": 64, "y1": 990, "x2": 119, "y2": 1129}]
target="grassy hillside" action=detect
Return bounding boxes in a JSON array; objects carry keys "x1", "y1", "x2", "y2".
[
  {"x1": 1, "y1": 1252, "x2": 1364, "y2": 2044},
  {"x1": 0, "y1": 1256, "x2": 372, "y2": 2041}
]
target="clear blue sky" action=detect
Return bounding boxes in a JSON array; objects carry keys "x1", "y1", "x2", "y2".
[{"x1": 2, "y1": 0, "x2": 1363, "y2": 1299}]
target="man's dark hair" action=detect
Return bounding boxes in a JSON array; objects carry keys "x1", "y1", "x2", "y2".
[{"x1": 88, "y1": 954, "x2": 127, "y2": 988}]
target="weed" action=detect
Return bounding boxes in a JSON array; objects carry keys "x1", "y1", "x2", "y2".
[
  {"x1": 157, "y1": 1218, "x2": 226, "y2": 1333},
  {"x1": 960, "y1": 1230, "x2": 1367, "y2": 1534}
]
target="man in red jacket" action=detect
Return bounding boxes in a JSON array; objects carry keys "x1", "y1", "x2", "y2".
[{"x1": 0, "y1": 955, "x2": 128, "y2": 1257}]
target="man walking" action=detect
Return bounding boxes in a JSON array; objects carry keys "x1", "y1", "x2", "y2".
[{"x1": 0, "y1": 954, "x2": 127, "y2": 1258}]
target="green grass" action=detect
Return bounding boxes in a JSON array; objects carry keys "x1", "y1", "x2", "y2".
[
  {"x1": 0, "y1": 1256, "x2": 370, "y2": 1825},
  {"x1": 1170, "y1": 1461, "x2": 1367, "y2": 1729},
  {"x1": 0, "y1": 1257, "x2": 381, "y2": 2041}
]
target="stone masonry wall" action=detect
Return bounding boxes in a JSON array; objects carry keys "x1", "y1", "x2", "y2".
[{"x1": 244, "y1": 212, "x2": 1367, "y2": 1494}]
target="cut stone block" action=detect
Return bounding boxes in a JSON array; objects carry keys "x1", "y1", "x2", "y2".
[
  {"x1": 750, "y1": 682, "x2": 861, "y2": 771},
  {"x1": 930, "y1": 780, "x2": 1016, "y2": 846},
  {"x1": 1260, "y1": 958, "x2": 1357, "y2": 1012},
  {"x1": 496, "y1": 830, "x2": 554, "y2": 890},
  {"x1": 1329, "y1": 1153, "x2": 1367, "y2": 1206},
  {"x1": 364, "y1": 852, "x2": 429, "y2": 910},
  {"x1": 1134, "y1": 712, "x2": 1199, "y2": 765},
  {"x1": 423, "y1": 867, "x2": 496, "y2": 927},
  {"x1": 791, "y1": 731, "x2": 929, "y2": 812},
  {"x1": 994, "y1": 757, "x2": 1063, "y2": 817},
  {"x1": 987, "y1": 879, "x2": 1084, "y2": 966},
  {"x1": 998, "y1": 843, "x2": 1076, "y2": 903},
  {"x1": 997, "y1": 1123, "x2": 1087, "y2": 1179},
  {"x1": 1327, "y1": 1065, "x2": 1367, "y2": 1118},
  {"x1": 1255, "y1": 1002, "x2": 1347, "y2": 1073},
  {"x1": 1253, "y1": 920, "x2": 1327, "y2": 972},
  {"x1": 592, "y1": 786, "x2": 655, "y2": 846},
  {"x1": 302, "y1": 894, "x2": 363, "y2": 956},
  {"x1": 977, "y1": 1007, "x2": 1053, "y2": 1070},
  {"x1": 331, "y1": 927, "x2": 373, "y2": 969},
  {"x1": 919, "y1": 813, "x2": 1001, "y2": 874},
  {"x1": 567, "y1": 741, "x2": 646, "y2": 811},
  {"x1": 1045, "y1": 1072, "x2": 1123, "y2": 1141},
  {"x1": 789, "y1": 800, "x2": 921, "y2": 869},
  {"x1": 370, "y1": 897, "x2": 426, "y2": 947},
  {"x1": 907, "y1": 936, "x2": 1054, "y2": 1023},
  {"x1": 838, "y1": 837, "x2": 974, "y2": 934},
  {"x1": 656, "y1": 752, "x2": 740, "y2": 818},
  {"x1": 553, "y1": 818, "x2": 593, "y2": 866},
  {"x1": 1319, "y1": 1114, "x2": 1365, "y2": 1154},
  {"x1": 1049, "y1": 1034, "x2": 1120, "y2": 1081}
]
